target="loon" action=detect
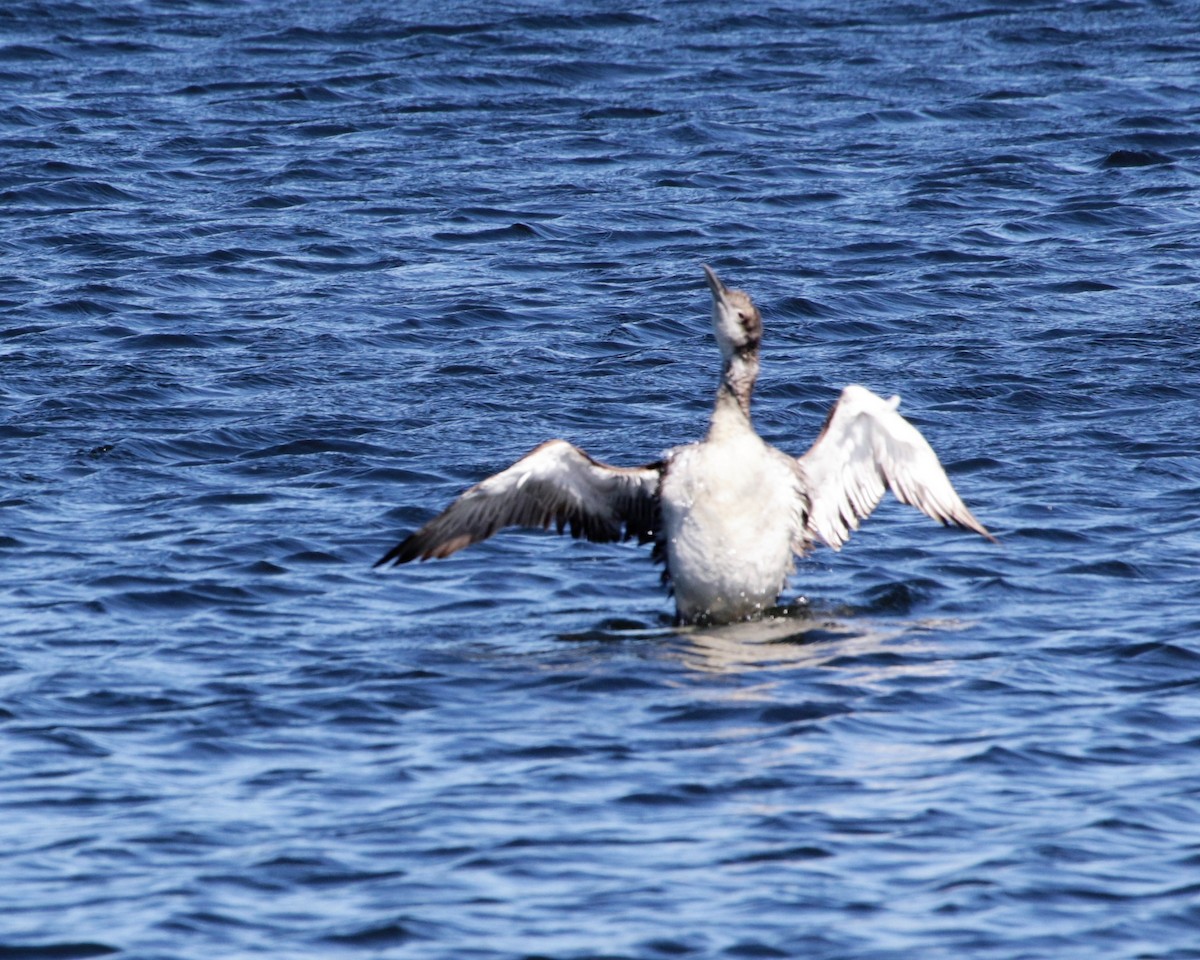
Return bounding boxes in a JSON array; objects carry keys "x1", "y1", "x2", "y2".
[{"x1": 376, "y1": 266, "x2": 994, "y2": 625}]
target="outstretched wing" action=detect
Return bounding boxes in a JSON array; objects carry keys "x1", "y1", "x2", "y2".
[
  {"x1": 798, "y1": 385, "x2": 994, "y2": 550},
  {"x1": 376, "y1": 439, "x2": 664, "y2": 566}
]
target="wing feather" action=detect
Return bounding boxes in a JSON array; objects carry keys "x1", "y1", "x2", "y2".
[
  {"x1": 376, "y1": 439, "x2": 663, "y2": 566},
  {"x1": 798, "y1": 385, "x2": 994, "y2": 550}
]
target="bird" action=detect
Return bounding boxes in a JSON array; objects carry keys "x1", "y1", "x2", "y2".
[{"x1": 376, "y1": 266, "x2": 994, "y2": 625}]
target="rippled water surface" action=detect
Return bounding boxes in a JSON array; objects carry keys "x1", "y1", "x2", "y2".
[{"x1": 4, "y1": 1, "x2": 1200, "y2": 957}]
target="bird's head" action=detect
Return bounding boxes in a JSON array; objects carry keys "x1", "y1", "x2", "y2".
[{"x1": 703, "y1": 265, "x2": 761, "y2": 363}]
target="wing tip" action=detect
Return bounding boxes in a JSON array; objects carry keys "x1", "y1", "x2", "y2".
[
  {"x1": 943, "y1": 508, "x2": 998, "y2": 544},
  {"x1": 374, "y1": 532, "x2": 442, "y2": 568},
  {"x1": 373, "y1": 541, "x2": 413, "y2": 568},
  {"x1": 970, "y1": 520, "x2": 1000, "y2": 545}
]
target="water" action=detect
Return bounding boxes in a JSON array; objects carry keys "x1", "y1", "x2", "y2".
[{"x1": 3, "y1": 1, "x2": 1200, "y2": 957}]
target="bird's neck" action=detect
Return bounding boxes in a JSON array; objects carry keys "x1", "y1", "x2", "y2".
[{"x1": 709, "y1": 350, "x2": 759, "y2": 437}]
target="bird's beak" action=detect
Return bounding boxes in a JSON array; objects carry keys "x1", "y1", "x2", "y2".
[{"x1": 702, "y1": 264, "x2": 727, "y2": 302}]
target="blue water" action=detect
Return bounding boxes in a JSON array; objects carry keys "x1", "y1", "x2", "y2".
[{"x1": 3, "y1": 1, "x2": 1200, "y2": 957}]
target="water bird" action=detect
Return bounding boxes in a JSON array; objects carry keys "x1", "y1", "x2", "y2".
[{"x1": 377, "y1": 266, "x2": 994, "y2": 624}]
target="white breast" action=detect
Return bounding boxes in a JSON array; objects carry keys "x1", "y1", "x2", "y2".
[{"x1": 659, "y1": 430, "x2": 806, "y2": 624}]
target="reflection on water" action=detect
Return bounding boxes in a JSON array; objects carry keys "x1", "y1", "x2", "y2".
[
  {"x1": 674, "y1": 607, "x2": 967, "y2": 682},
  {"x1": 556, "y1": 603, "x2": 970, "y2": 684}
]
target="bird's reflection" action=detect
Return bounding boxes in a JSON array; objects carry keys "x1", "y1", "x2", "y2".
[
  {"x1": 668, "y1": 603, "x2": 967, "y2": 681},
  {"x1": 557, "y1": 600, "x2": 969, "y2": 682}
]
